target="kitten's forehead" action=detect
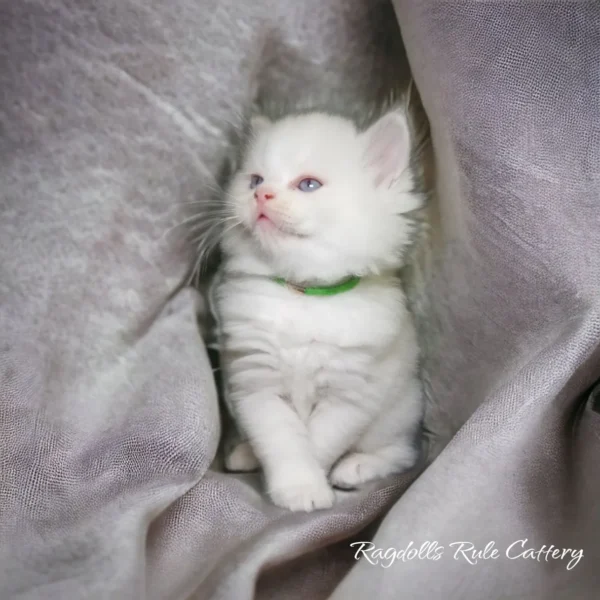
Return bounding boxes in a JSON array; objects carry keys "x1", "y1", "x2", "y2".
[{"x1": 250, "y1": 114, "x2": 360, "y2": 175}]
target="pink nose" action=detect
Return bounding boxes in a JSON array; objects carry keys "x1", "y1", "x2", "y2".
[{"x1": 254, "y1": 187, "x2": 275, "y2": 205}]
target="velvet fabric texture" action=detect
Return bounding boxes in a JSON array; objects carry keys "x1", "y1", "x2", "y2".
[{"x1": 1, "y1": 1, "x2": 598, "y2": 598}]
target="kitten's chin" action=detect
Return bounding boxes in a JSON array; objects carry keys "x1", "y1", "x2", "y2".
[
  {"x1": 222, "y1": 223, "x2": 397, "y2": 284},
  {"x1": 253, "y1": 215, "x2": 307, "y2": 239},
  {"x1": 222, "y1": 224, "x2": 287, "y2": 270}
]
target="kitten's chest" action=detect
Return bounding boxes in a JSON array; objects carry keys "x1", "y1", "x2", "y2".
[
  {"x1": 215, "y1": 277, "x2": 407, "y2": 420},
  {"x1": 256, "y1": 306, "x2": 376, "y2": 421},
  {"x1": 216, "y1": 277, "x2": 403, "y2": 350},
  {"x1": 252, "y1": 289, "x2": 379, "y2": 348},
  {"x1": 275, "y1": 339, "x2": 333, "y2": 420}
]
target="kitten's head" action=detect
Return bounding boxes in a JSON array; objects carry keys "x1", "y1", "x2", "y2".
[{"x1": 222, "y1": 110, "x2": 422, "y2": 284}]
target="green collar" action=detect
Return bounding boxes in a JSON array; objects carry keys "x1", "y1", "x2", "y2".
[{"x1": 272, "y1": 276, "x2": 360, "y2": 296}]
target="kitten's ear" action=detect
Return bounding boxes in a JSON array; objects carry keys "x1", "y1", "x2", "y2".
[
  {"x1": 361, "y1": 109, "x2": 411, "y2": 188},
  {"x1": 250, "y1": 115, "x2": 272, "y2": 137}
]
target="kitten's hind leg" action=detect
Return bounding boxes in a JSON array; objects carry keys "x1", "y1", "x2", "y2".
[
  {"x1": 330, "y1": 442, "x2": 419, "y2": 489},
  {"x1": 225, "y1": 441, "x2": 260, "y2": 472},
  {"x1": 331, "y1": 376, "x2": 423, "y2": 489},
  {"x1": 222, "y1": 403, "x2": 260, "y2": 472}
]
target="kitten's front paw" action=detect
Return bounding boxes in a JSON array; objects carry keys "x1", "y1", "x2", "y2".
[
  {"x1": 224, "y1": 441, "x2": 260, "y2": 472},
  {"x1": 330, "y1": 447, "x2": 418, "y2": 490},
  {"x1": 268, "y1": 470, "x2": 335, "y2": 512}
]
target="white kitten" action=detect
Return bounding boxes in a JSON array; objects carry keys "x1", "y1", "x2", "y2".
[{"x1": 210, "y1": 109, "x2": 424, "y2": 512}]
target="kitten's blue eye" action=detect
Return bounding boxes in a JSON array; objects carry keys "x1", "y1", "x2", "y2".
[
  {"x1": 297, "y1": 178, "x2": 322, "y2": 192},
  {"x1": 250, "y1": 174, "x2": 264, "y2": 189}
]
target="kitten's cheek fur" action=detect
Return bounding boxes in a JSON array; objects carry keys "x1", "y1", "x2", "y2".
[{"x1": 241, "y1": 202, "x2": 256, "y2": 227}]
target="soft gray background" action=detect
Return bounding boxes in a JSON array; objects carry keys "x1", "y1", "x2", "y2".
[{"x1": 1, "y1": 1, "x2": 599, "y2": 599}]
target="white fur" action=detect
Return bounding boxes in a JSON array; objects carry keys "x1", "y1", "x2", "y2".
[{"x1": 211, "y1": 110, "x2": 424, "y2": 512}]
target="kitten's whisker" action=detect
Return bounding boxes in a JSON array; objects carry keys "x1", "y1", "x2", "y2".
[
  {"x1": 179, "y1": 196, "x2": 227, "y2": 205},
  {"x1": 179, "y1": 200, "x2": 230, "y2": 209},
  {"x1": 190, "y1": 217, "x2": 239, "y2": 248},
  {"x1": 220, "y1": 220, "x2": 241, "y2": 237},
  {"x1": 189, "y1": 218, "x2": 241, "y2": 273},
  {"x1": 191, "y1": 225, "x2": 227, "y2": 248},
  {"x1": 162, "y1": 213, "x2": 230, "y2": 239},
  {"x1": 187, "y1": 215, "x2": 240, "y2": 236},
  {"x1": 188, "y1": 222, "x2": 240, "y2": 249}
]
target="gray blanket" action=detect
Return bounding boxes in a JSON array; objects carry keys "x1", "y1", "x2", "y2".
[{"x1": 1, "y1": 1, "x2": 599, "y2": 599}]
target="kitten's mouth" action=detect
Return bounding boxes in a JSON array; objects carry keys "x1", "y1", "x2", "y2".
[{"x1": 254, "y1": 212, "x2": 306, "y2": 238}]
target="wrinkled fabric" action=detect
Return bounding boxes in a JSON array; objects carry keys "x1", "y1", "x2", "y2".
[{"x1": 0, "y1": 1, "x2": 598, "y2": 600}]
